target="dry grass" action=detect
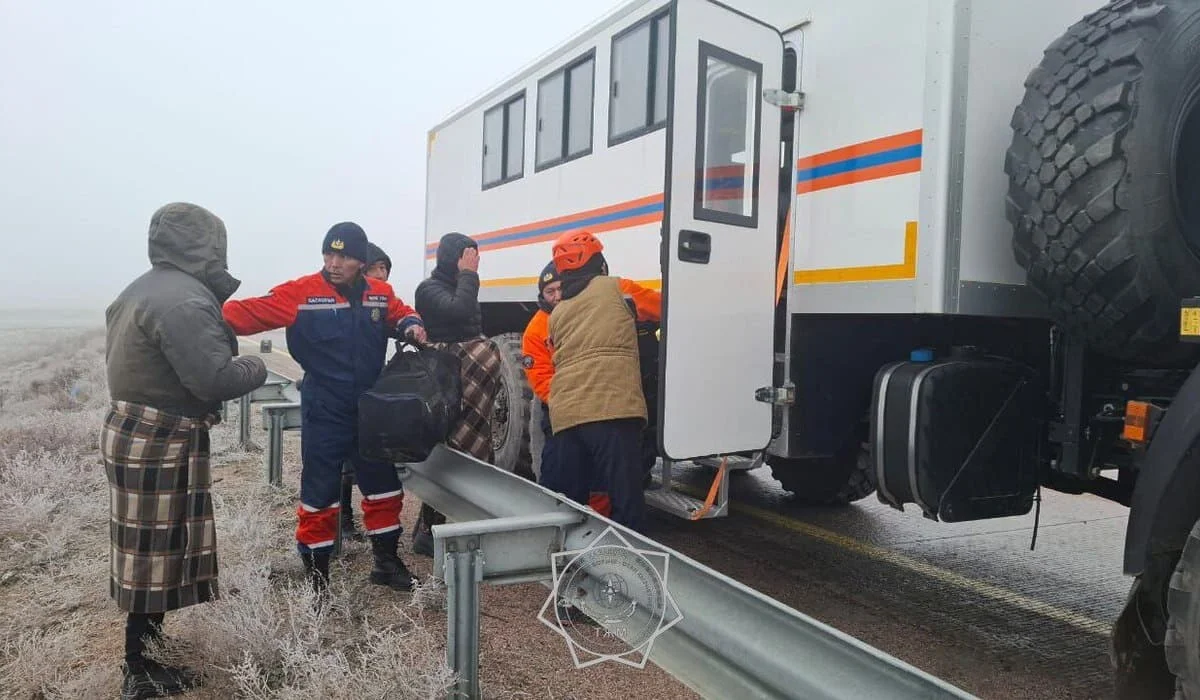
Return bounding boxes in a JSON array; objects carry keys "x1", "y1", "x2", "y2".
[{"x1": 0, "y1": 329, "x2": 457, "y2": 699}]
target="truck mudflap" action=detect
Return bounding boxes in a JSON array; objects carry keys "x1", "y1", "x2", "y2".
[
  {"x1": 870, "y1": 350, "x2": 1042, "y2": 522},
  {"x1": 1123, "y1": 360, "x2": 1200, "y2": 576}
]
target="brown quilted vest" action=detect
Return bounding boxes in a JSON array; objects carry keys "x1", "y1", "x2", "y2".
[{"x1": 547, "y1": 275, "x2": 648, "y2": 434}]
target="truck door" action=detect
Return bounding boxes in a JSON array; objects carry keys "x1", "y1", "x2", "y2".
[{"x1": 658, "y1": 0, "x2": 783, "y2": 460}]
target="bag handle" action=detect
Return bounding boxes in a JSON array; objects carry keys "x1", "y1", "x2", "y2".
[{"x1": 396, "y1": 338, "x2": 430, "y2": 353}]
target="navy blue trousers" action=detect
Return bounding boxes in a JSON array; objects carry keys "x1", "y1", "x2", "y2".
[
  {"x1": 541, "y1": 417, "x2": 645, "y2": 532},
  {"x1": 297, "y1": 385, "x2": 403, "y2": 551}
]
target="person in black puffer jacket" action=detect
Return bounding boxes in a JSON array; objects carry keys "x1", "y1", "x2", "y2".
[
  {"x1": 416, "y1": 233, "x2": 483, "y2": 341},
  {"x1": 411, "y1": 232, "x2": 502, "y2": 556}
]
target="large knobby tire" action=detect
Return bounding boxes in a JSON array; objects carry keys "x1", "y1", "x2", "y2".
[
  {"x1": 1005, "y1": 0, "x2": 1200, "y2": 363},
  {"x1": 1167, "y1": 519, "x2": 1200, "y2": 697},
  {"x1": 489, "y1": 332, "x2": 533, "y2": 479},
  {"x1": 768, "y1": 431, "x2": 875, "y2": 507}
]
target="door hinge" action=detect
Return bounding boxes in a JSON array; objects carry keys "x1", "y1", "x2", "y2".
[
  {"x1": 755, "y1": 384, "x2": 795, "y2": 406},
  {"x1": 763, "y1": 89, "x2": 805, "y2": 112}
]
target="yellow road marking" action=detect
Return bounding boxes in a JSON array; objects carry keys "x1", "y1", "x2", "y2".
[{"x1": 675, "y1": 484, "x2": 1111, "y2": 636}]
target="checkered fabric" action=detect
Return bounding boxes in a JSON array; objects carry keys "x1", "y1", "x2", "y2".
[
  {"x1": 427, "y1": 337, "x2": 501, "y2": 461},
  {"x1": 101, "y1": 401, "x2": 219, "y2": 614}
]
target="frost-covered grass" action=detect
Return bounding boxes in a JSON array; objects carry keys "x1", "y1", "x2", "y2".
[{"x1": 0, "y1": 328, "x2": 456, "y2": 699}]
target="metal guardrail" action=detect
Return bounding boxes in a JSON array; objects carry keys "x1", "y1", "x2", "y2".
[
  {"x1": 261, "y1": 401, "x2": 301, "y2": 486},
  {"x1": 222, "y1": 366, "x2": 300, "y2": 486},
  {"x1": 233, "y1": 351, "x2": 975, "y2": 698},
  {"x1": 230, "y1": 369, "x2": 299, "y2": 450},
  {"x1": 405, "y1": 445, "x2": 977, "y2": 700}
]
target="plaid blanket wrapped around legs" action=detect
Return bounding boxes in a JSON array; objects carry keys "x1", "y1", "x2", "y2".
[
  {"x1": 101, "y1": 401, "x2": 219, "y2": 614},
  {"x1": 427, "y1": 337, "x2": 502, "y2": 462}
]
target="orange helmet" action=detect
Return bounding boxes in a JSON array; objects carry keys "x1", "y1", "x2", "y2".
[{"x1": 552, "y1": 230, "x2": 604, "y2": 272}]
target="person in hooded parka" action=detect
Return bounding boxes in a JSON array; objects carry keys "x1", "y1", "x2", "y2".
[
  {"x1": 410, "y1": 232, "x2": 502, "y2": 556},
  {"x1": 103, "y1": 202, "x2": 268, "y2": 699}
]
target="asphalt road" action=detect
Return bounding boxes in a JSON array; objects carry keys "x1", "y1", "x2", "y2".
[
  {"x1": 646, "y1": 462, "x2": 1129, "y2": 699},
  {"x1": 239, "y1": 336, "x2": 1131, "y2": 699}
]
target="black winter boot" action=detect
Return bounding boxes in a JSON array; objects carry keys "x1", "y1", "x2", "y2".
[
  {"x1": 301, "y1": 548, "x2": 331, "y2": 596},
  {"x1": 122, "y1": 612, "x2": 198, "y2": 699},
  {"x1": 412, "y1": 503, "x2": 441, "y2": 557},
  {"x1": 369, "y1": 534, "x2": 415, "y2": 591},
  {"x1": 339, "y1": 480, "x2": 365, "y2": 542},
  {"x1": 120, "y1": 659, "x2": 195, "y2": 699}
]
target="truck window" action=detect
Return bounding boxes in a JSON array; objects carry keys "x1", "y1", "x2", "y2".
[
  {"x1": 609, "y1": 10, "x2": 670, "y2": 145},
  {"x1": 695, "y1": 42, "x2": 760, "y2": 226},
  {"x1": 482, "y1": 92, "x2": 525, "y2": 189},
  {"x1": 536, "y1": 51, "x2": 596, "y2": 170}
]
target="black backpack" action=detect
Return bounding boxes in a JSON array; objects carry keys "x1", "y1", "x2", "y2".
[{"x1": 358, "y1": 343, "x2": 462, "y2": 463}]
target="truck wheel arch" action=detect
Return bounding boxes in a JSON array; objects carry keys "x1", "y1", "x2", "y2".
[{"x1": 1124, "y1": 363, "x2": 1200, "y2": 576}]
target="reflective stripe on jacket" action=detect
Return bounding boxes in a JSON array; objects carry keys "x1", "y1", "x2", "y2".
[{"x1": 223, "y1": 271, "x2": 422, "y2": 407}]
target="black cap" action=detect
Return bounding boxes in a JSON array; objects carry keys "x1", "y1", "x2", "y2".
[
  {"x1": 537, "y1": 260, "x2": 560, "y2": 293},
  {"x1": 322, "y1": 222, "x2": 369, "y2": 262}
]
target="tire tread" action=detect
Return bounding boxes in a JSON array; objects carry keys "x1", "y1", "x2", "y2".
[
  {"x1": 1005, "y1": 0, "x2": 1171, "y2": 360},
  {"x1": 1166, "y1": 519, "x2": 1200, "y2": 697},
  {"x1": 490, "y1": 332, "x2": 533, "y2": 478}
]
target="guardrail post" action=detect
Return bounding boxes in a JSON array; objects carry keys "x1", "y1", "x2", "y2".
[
  {"x1": 261, "y1": 402, "x2": 301, "y2": 487},
  {"x1": 238, "y1": 393, "x2": 252, "y2": 448},
  {"x1": 265, "y1": 409, "x2": 284, "y2": 487},
  {"x1": 445, "y1": 540, "x2": 483, "y2": 699}
]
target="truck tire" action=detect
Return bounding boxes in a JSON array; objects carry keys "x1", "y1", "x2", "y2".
[
  {"x1": 1167, "y1": 519, "x2": 1200, "y2": 697},
  {"x1": 489, "y1": 332, "x2": 534, "y2": 479},
  {"x1": 1005, "y1": 0, "x2": 1200, "y2": 362},
  {"x1": 768, "y1": 430, "x2": 875, "y2": 506}
]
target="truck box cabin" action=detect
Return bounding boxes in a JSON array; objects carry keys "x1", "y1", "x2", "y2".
[{"x1": 424, "y1": 0, "x2": 1102, "y2": 500}]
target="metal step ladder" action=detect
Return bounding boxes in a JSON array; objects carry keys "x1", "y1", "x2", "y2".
[{"x1": 644, "y1": 453, "x2": 763, "y2": 520}]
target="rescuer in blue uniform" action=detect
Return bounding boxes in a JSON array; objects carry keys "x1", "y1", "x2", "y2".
[{"x1": 223, "y1": 223, "x2": 426, "y2": 594}]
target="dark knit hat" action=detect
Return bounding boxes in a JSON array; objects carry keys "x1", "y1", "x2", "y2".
[
  {"x1": 366, "y1": 242, "x2": 392, "y2": 272},
  {"x1": 537, "y1": 260, "x2": 560, "y2": 293},
  {"x1": 535, "y1": 261, "x2": 562, "y2": 313},
  {"x1": 322, "y1": 222, "x2": 369, "y2": 262}
]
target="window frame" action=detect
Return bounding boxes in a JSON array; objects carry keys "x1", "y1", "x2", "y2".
[
  {"x1": 481, "y1": 89, "x2": 526, "y2": 191},
  {"x1": 692, "y1": 40, "x2": 762, "y2": 228},
  {"x1": 607, "y1": 8, "x2": 671, "y2": 148},
  {"x1": 534, "y1": 48, "x2": 597, "y2": 173}
]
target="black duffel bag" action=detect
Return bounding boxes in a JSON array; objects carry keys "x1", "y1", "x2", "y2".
[{"x1": 359, "y1": 342, "x2": 462, "y2": 463}]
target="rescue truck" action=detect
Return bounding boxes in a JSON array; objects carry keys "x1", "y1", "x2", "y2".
[{"x1": 423, "y1": 0, "x2": 1200, "y2": 693}]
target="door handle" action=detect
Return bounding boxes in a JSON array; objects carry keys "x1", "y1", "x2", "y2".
[{"x1": 678, "y1": 230, "x2": 711, "y2": 264}]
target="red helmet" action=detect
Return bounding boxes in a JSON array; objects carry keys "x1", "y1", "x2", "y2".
[{"x1": 552, "y1": 230, "x2": 604, "y2": 272}]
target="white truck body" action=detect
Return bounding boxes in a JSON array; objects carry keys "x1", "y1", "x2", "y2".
[
  {"x1": 423, "y1": 0, "x2": 1104, "y2": 462},
  {"x1": 425, "y1": 0, "x2": 1098, "y2": 314}
]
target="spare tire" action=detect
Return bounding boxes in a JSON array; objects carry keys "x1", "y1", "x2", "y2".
[{"x1": 1005, "y1": 0, "x2": 1200, "y2": 363}]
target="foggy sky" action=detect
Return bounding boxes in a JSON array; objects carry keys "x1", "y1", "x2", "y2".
[{"x1": 0, "y1": 1, "x2": 619, "y2": 312}]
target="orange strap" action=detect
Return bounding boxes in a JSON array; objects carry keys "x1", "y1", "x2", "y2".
[
  {"x1": 690, "y1": 457, "x2": 728, "y2": 520},
  {"x1": 775, "y1": 207, "x2": 792, "y2": 305}
]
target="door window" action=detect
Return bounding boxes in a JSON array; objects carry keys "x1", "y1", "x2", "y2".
[{"x1": 694, "y1": 42, "x2": 761, "y2": 227}]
